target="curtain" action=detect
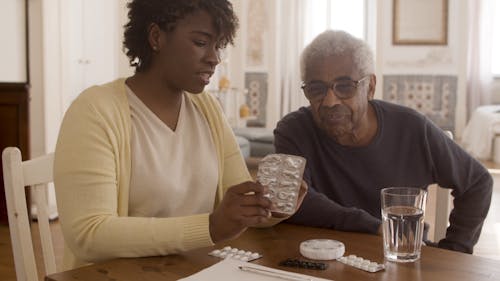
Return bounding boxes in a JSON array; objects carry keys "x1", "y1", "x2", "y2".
[
  {"x1": 466, "y1": 0, "x2": 494, "y2": 119},
  {"x1": 274, "y1": 0, "x2": 309, "y2": 121}
]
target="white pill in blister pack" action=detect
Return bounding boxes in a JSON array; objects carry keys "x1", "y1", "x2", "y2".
[
  {"x1": 337, "y1": 255, "x2": 385, "y2": 273},
  {"x1": 208, "y1": 246, "x2": 262, "y2": 262},
  {"x1": 257, "y1": 154, "x2": 306, "y2": 215}
]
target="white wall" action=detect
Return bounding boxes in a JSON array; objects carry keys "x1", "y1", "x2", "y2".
[
  {"x1": 491, "y1": 80, "x2": 500, "y2": 103},
  {"x1": 28, "y1": 0, "x2": 45, "y2": 158},
  {"x1": 0, "y1": 0, "x2": 42, "y2": 153},
  {"x1": 28, "y1": 0, "x2": 132, "y2": 157},
  {"x1": 23, "y1": 0, "x2": 494, "y2": 151},
  {"x1": 0, "y1": 0, "x2": 27, "y2": 83},
  {"x1": 0, "y1": 0, "x2": 46, "y2": 158},
  {"x1": 377, "y1": 0, "x2": 469, "y2": 137},
  {"x1": 25, "y1": 0, "x2": 131, "y2": 218},
  {"x1": 228, "y1": 0, "x2": 297, "y2": 129},
  {"x1": 117, "y1": 0, "x2": 135, "y2": 78},
  {"x1": 230, "y1": 0, "x2": 470, "y2": 136}
]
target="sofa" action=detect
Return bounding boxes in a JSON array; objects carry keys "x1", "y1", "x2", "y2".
[{"x1": 233, "y1": 127, "x2": 275, "y2": 158}]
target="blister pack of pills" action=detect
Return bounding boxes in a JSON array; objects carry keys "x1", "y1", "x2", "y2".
[
  {"x1": 337, "y1": 255, "x2": 385, "y2": 273},
  {"x1": 279, "y1": 258, "x2": 328, "y2": 270},
  {"x1": 208, "y1": 246, "x2": 262, "y2": 262},
  {"x1": 256, "y1": 154, "x2": 306, "y2": 215}
]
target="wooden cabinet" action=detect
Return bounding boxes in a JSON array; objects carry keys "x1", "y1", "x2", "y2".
[
  {"x1": 0, "y1": 84, "x2": 29, "y2": 224},
  {"x1": 0, "y1": 0, "x2": 29, "y2": 224}
]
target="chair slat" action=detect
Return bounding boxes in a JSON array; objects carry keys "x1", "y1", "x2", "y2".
[
  {"x1": 23, "y1": 154, "x2": 54, "y2": 186},
  {"x1": 434, "y1": 188, "x2": 452, "y2": 241},
  {"x1": 3, "y1": 147, "x2": 39, "y2": 281},
  {"x1": 34, "y1": 184, "x2": 57, "y2": 275},
  {"x1": 431, "y1": 130, "x2": 454, "y2": 241}
]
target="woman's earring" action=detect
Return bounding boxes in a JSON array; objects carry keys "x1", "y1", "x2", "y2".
[{"x1": 152, "y1": 46, "x2": 158, "y2": 51}]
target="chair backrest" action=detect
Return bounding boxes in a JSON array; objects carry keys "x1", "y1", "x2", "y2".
[
  {"x1": 2, "y1": 147, "x2": 56, "y2": 281},
  {"x1": 428, "y1": 130, "x2": 454, "y2": 242}
]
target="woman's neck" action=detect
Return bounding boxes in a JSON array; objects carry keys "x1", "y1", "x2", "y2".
[{"x1": 126, "y1": 72, "x2": 183, "y2": 131}]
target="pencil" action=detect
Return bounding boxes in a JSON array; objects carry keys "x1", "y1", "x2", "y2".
[{"x1": 238, "y1": 265, "x2": 314, "y2": 281}]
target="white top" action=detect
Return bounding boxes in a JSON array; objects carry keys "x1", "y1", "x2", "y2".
[{"x1": 127, "y1": 86, "x2": 218, "y2": 217}]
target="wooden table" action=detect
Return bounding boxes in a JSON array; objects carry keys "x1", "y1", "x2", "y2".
[{"x1": 45, "y1": 223, "x2": 500, "y2": 281}]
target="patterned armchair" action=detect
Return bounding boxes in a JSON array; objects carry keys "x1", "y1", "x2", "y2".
[{"x1": 383, "y1": 75, "x2": 458, "y2": 133}]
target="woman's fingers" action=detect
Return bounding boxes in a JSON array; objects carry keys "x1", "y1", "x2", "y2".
[
  {"x1": 227, "y1": 181, "x2": 269, "y2": 196},
  {"x1": 225, "y1": 181, "x2": 272, "y2": 209},
  {"x1": 237, "y1": 192, "x2": 272, "y2": 208},
  {"x1": 209, "y1": 181, "x2": 273, "y2": 243}
]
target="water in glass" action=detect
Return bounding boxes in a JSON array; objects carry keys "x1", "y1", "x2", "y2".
[{"x1": 382, "y1": 205, "x2": 424, "y2": 262}]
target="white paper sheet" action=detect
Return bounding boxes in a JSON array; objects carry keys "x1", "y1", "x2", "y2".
[{"x1": 178, "y1": 258, "x2": 333, "y2": 281}]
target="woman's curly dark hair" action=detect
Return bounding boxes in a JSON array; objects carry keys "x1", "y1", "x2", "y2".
[{"x1": 123, "y1": 0, "x2": 239, "y2": 73}]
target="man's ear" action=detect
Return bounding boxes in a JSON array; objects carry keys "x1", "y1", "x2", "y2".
[
  {"x1": 367, "y1": 74, "x2": 376, "y2": 100},
  {"x1": 147, "y1": 23, "x2": 162, "y2": 52}
]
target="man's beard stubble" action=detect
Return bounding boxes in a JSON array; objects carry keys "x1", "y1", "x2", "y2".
[{"x1": 319, "y1": 104, "x2": 358, "y2": 143}]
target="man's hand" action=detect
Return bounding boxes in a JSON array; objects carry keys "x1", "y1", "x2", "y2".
[
  {"x1": 209, "y1": 181, "x2": 272, "y2": 243},
  {"x1": 296, "y1": 180, "x2": 308, "y2": 210}
]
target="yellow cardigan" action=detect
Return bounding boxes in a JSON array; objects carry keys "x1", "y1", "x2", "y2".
[{"x1": 54, "y1": 78, "x2": 252, "y2": 269}]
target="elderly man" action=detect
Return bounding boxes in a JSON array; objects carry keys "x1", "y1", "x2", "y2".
[{"x1": 274, "y1": 30, "x2": 492, "y2": 254}]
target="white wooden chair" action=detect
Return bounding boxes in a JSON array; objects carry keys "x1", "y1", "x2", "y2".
[
  {"x1": 2, "y1": 147, "x2": 56, "y2": 281},
  {"x1": 427, "y1": 130, "x2": 454, "y2": 242},
  {"x1": 427, "y1": 184, "x2": 452, "y2": 241}
]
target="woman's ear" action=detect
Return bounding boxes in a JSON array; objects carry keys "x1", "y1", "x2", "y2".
[{"x1": 147, "y1": 23, "x2": 162, "y2": 52}]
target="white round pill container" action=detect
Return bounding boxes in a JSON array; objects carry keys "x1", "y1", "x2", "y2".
[{"x1": 299, "y1": 239, "x2": 345, "y2": 260}]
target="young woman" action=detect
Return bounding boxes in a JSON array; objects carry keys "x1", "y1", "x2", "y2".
[{"x1": 54, "y1": 0, "x2": 306, "y2": 270}]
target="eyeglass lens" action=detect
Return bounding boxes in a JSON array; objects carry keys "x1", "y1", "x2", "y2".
[{"x1": 304, "y1": 80, "x2": 358, "y2": 100}]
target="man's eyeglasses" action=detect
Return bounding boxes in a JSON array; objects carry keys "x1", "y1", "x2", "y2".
[{"x1": 301, "y1": 75, "x2": 370, "y2": 101}]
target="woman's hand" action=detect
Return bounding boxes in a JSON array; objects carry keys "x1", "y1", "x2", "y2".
[{"x1": 209, "y1": 181, "x2": 272, "y2": 243}]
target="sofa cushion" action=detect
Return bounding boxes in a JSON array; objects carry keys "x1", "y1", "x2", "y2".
[
  {"x1": 233, "y1": 127, "x2": 274, "y2": 143},
  {"x1": 235, "y1": 136, "x2": 250, "y2": 158},
  {"x1": 250, "y1": 141, "x2": 275, "y2": 157},
  {"x1": 233, "y1": 127, "x2": 275, "y2": 157}
]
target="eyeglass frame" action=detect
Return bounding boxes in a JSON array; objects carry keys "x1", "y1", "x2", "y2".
[{"x1": 301, "y1": 75, "x2": 371, "y2": 101}]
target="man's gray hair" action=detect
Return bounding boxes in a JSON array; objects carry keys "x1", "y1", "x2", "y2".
[{"x1": 300, "y1": 30, "x2": 374, "y2": 81}]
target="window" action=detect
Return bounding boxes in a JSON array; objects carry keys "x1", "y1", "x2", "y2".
[
  {"x1": 492, "y1": 0, "x2": 500, "y2": 76},
  {"x1": 303, "y1": 0, "x2": 367, "y2": 46}
]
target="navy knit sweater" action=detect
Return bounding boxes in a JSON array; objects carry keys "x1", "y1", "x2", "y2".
[{"x1": 274, "y1": 100, "x2": 492, "y2": 254}]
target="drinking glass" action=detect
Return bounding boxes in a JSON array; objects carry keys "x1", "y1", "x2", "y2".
[{"x1": 381, "y1": 187, "x2": 427, "y2": 262}]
